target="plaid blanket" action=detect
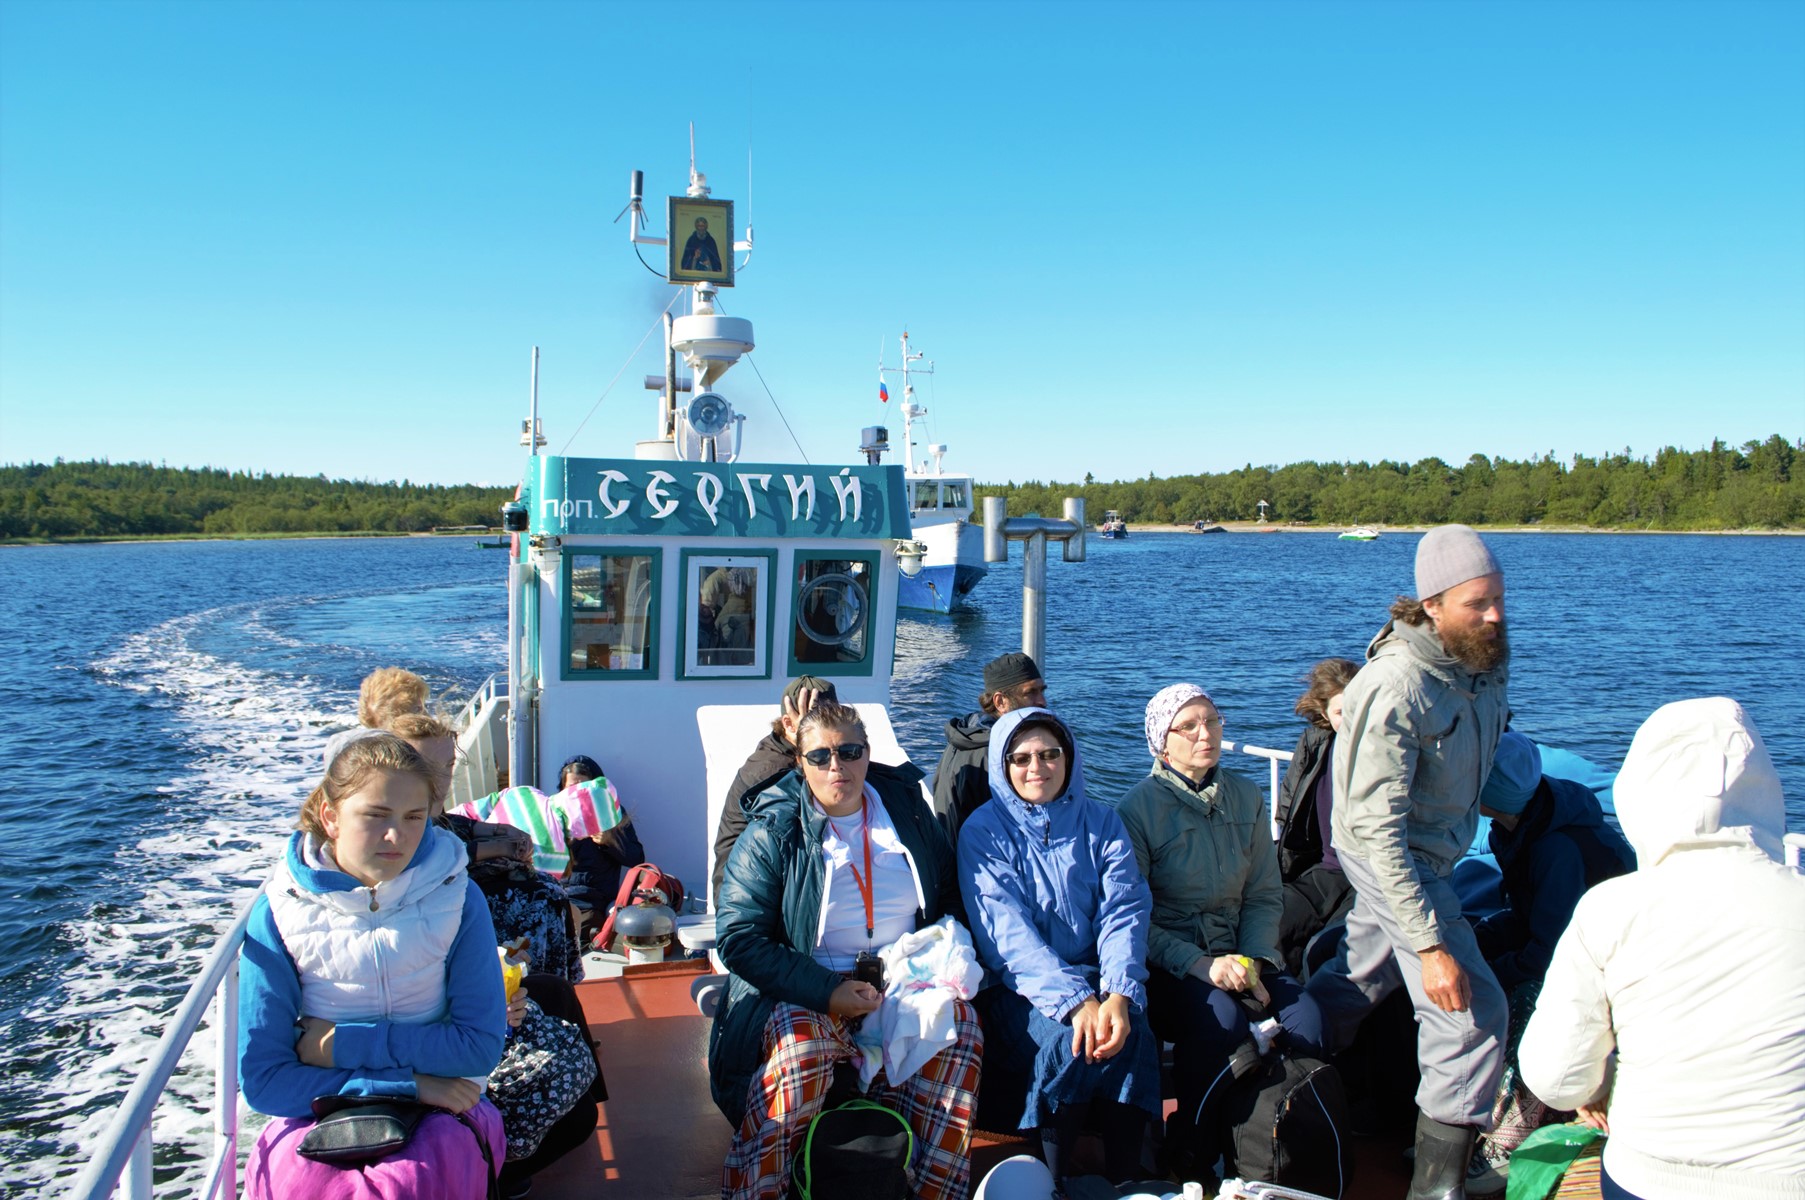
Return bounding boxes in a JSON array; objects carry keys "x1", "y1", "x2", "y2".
[{"x1": 722, "y1": 999, "x2": 982, "y2": 1200}]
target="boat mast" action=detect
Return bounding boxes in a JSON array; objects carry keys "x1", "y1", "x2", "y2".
[{"x1": 881, "y1": 331, "x2": 932, "y2": 475}]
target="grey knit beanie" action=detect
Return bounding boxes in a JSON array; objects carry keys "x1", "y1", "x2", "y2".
[{"x1": 1415, "y1": 524, "x2": 1501, "y2": 599}]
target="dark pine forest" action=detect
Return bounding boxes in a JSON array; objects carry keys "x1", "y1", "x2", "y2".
[{"x1": 2, "y1": 435, "x2": 1800, "y2": 540}]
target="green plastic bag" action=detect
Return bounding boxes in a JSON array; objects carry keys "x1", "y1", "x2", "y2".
[{"x1": 1505, "y1": 1122, "x2": 1603, "y2": 1200}]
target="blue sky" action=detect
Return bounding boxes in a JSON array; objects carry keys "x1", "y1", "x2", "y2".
[{"x1": 2, "y1": 0, "x2": 1801, "y2": 488}]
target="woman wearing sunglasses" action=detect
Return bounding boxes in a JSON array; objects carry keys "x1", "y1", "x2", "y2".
[
  {"x1": 957, "y1": 708, "x2": 1160, "y2": 1187},
  {"x1": 1115, "y1": 684, "x2": 1326, "y2": 1184},
  {"x1": 709, "y1": 702, "x2": 980, "y2": 1200}
]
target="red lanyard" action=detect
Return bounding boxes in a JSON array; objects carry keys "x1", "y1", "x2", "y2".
[{"x1": 836, "y1": 796, "x2": 876, "y2": 942}]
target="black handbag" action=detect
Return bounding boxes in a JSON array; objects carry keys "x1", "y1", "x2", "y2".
[
  {"x1": 297, "y1": 1093, "x2": 502, "y2": 1199},
  {"x1": 297, "y1": 1095, "x2": 433, "y2": 1164}
]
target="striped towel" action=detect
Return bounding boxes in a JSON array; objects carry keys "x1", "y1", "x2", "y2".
[{"x1": 455, "y1": 777, "x2": 625, "y2": 874}]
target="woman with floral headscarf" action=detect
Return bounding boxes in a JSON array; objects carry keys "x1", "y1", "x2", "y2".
[{"x1": 1115, "y1": 684, "x2": 1326, "y2": 1183}]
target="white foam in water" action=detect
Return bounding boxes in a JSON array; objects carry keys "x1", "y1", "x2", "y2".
[{"x1": 3, "y1": 605, "x2": 354, "y2": 1196}]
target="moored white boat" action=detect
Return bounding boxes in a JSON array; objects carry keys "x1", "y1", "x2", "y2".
[
  {"x1": 1338, "y1": 526, "x2": 1381, "y2": 541},
  {"x1": 875, "y1": 332, "x2": 989, "y2": 614}
]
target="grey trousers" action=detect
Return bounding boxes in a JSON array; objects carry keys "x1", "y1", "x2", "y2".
[{"x1": 1305, "y1": 851, "x2": 1508, "y2": 1127}]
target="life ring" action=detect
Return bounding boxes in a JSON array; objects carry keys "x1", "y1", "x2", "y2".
[{"x1": 795, "y1": 572, "x2": 868, "y2": 647}]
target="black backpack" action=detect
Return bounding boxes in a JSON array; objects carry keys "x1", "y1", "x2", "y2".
[
  {"x1": 1218, "y1": 1044, "x2": 1353, "y2": 1198},
  {"x1": 790, "y1": 1097, "x2": 913, "y2": 1200}
]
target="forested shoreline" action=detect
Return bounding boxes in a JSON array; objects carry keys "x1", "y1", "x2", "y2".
[
  {"x1": 2, "y1": 435, "x2": 1800, "y2": 540},
  {"x1": 0, "y1": 462, "x2": 515, "y2": 540},
  {"x1": 978, "y1": 436, "x2": 1803, "y2": 531}
]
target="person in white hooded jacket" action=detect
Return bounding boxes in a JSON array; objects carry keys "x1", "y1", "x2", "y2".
[
  {"x1": 1518, "y1": 697, "x2": 1805, "y2": 1200},
  {"x1": 239, "y1": 733, "x2": 508, "y2": 1200}
]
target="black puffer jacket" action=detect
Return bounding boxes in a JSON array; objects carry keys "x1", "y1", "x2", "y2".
[
  {"x1": 930, "y1": 712, "x2": 993, "y2": 842},
  {"x1": 1273, "y1": 725, "x2": 1334, "y2": 881},
  {"x1": 707, "y1": 764, "x2": 959, "y2": 1127}
]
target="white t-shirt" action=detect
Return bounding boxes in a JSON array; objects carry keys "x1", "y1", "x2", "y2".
[{"x1": 810, "y1": 784, "x2": 920, "y2": 972}]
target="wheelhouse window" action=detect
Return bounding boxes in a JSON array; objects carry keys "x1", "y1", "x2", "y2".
[
  {"x1": 681, "y1": 551, "x2": 774, "y2": 679},
  {"x1": 789, "y1": 552, "x2": 876, "y2": 677},
  {"x1": 564, "y1": 550, "x2": 658, "y2": 679},
  {"x1": 940, "y1": 482, "x2": 967, "y2": 509},
  {"x1": 911, "y1": 482, "x2": 939, "y2": 511}
]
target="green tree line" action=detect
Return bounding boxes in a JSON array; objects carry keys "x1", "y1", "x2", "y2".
[
  {"x1": 0, "y1": 460, "x2": 517, "y2": 539},
  {"x1": 977, "y1": 436, "x2": 1803, "y2": 531}
]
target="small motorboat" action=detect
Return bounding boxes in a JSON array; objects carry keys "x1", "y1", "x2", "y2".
[{"x1": 1339, "y1": 526, "x2": 1381, "y2": 541}]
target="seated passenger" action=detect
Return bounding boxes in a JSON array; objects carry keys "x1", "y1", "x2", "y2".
[
  {"x1": 1473, "y1": 732, "x2": 1635, "y2": 995},
  {"x1": 390, "y1": 713, "x2": 584, "y2": 983},
  {"x1": 1519, "y1": 698, "x2": 1805, "y2": 1200},
  {"x1": 711, "y1": 702, "x2": 980, "y2": 1200},
  {"x1": 1116, "y1": 684, "x2": 1327, "y2": 1183},
  {"x1": 710, "y1": 675, "x2": 838, "y2": 904},
  {"x1": 931, "y1": 652, "x2": 1048, "y2": 842},
  {"x1": 958, "y1": 708, "x2": 1159, "y2": 1186},
  {"x1": 321, "y1": 666, "x2": 430, "y2": 768},
  {"x1": 557, "y1": 754, "x2": 645, "y2": 935},
  {"x1": 239, "y1": 734, "x2": 507, "y2": 1200},
  {"x1": 1272, "y1": 658, "x2": 1361, "y2": 976}
]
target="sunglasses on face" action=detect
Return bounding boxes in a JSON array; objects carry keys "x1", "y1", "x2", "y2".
[
  {"x1": 801, "y1": 743, "x2": 867, "y2": 767},
  {"x1": 1005, "y1": 747, "x2": 1064, "y2": 768}
]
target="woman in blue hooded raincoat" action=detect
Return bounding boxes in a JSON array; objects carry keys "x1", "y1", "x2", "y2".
[{"x1": 956, "y1": 708, "x2": 1160, "y2": 1185}]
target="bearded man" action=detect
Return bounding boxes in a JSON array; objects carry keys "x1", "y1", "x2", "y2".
[{"x1": 1306, "y1": 524, "x2": 1511, "y2": 1200}]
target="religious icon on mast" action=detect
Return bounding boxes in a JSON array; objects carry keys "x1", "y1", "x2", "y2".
[{"x1": 668, "y1": 197, "x2": 735, "y2": 287}]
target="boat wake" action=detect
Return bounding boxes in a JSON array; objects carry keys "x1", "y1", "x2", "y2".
[{"x1": 0, "y1": 603, "x2": 348, "y2": 1197}]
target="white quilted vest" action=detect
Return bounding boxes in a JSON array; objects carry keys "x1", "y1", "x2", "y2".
[{"x1": 266, "y1": 825, "x2": 470, "y2": 1024}]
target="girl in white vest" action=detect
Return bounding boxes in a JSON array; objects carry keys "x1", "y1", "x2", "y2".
[{"x1": 239, "y1": 733, "x2": 508, "y2": 1200}]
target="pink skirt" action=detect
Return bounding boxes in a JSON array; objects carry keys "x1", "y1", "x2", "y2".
[{"x1": 245, "y1": 1098, "x2": 504, "y2": 1200}]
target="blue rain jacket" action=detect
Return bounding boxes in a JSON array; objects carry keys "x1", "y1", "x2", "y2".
[{"x1": 956, "y1": 709, "x2": 1151, "y2": 1022}]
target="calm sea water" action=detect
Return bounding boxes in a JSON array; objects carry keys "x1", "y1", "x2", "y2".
[{"x1": 1, "y1": 531, "x2": 1800, "y2": 1193}]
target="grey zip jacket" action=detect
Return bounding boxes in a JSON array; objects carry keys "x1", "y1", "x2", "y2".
[{"x1": 1329, "y1": 617, "x2": 1509, "y2": 950}]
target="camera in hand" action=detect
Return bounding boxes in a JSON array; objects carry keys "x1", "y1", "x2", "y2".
[{"x1": 852, "y1": 951, "x2": 886, "y2": 992}]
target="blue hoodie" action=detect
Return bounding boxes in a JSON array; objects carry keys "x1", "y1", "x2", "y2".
[
  {"x1": 237, "y1": 826, "x2": 506, "y2": 1119},
  {"x1": 956, "y1": 709, "x2": 1152, "y2": 1022}
]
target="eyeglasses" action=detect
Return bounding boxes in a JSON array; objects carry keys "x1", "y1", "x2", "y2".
[
  {"x1": 1169, "y1": 716, "x2": 1224, "y2": 739},
  {"x1": 1005, "y1": 747, "x2": 1064, "y2": 768},
  {"x1": 801, "y1": 743, "x2": 867, "y2": 767}
]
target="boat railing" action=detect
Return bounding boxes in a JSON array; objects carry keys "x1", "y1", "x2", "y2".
[
  {"x1": 450, "y1": 674, "x2": 511, "y2": 809},
  {"x1": 1224, "y1": 738, "x2": 1294, "y2": 840},
  {"x1": 454, "y1": 673, "x2": 509, "y2": 730},
  {"x1": 68, "y1": 898, "x2": 258, "y2": 1200}
]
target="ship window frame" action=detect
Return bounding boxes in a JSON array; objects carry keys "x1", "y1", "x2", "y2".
[
  {"x1": 677, "y1": 548, "x2": 777, "y2": 681},
  {"x1": 786, "y1": 549, "x2": 879, "y2": 680},
  {"x1": 561, "y1": 547, "x2": 662, "y2": 681}
]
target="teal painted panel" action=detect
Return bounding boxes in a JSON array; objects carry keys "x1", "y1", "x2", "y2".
[{"x1": 527, "y1": 457, "x2": 911, "y2": 541}]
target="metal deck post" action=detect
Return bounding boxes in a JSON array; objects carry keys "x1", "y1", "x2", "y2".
[{"x1": 982, "y1": 495, "x2": 1086, "y2": 667}]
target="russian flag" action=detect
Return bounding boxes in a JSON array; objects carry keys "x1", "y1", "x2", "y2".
[{"x1": 879, "y1": 381, "x2": 889, "y2": 403}]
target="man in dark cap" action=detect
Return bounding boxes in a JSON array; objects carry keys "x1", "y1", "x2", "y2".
[
  {"x1": 1305, "y1": 524, "x2": 1512, "y2": 1200},
  {"x1": 930, "y1": 651, "x2": 1047, "y2": 842}
]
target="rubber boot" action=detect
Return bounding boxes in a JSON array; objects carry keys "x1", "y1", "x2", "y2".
[{"x1": 1407, "y1": 1112, "x2": 1477, "y2": 1200}]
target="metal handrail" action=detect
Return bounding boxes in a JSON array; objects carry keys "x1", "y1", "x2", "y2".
[
  {"x1": 1223, "y1": 738, "x2": 1294, "y2": 840},
  {"x1": 69, "y1": 897, "x2": 257, "y2": 1200},
  {"x1": 456, "y1": 673, "x2": 508, "y2": 730}
]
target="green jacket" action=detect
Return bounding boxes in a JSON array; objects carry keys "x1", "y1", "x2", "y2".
[
  {"x1": 1115, "y1": 760, "x2": 1283, "y2": 978},
  {"x1": 1330, "y1": 616, "x2": 1510, "y2": 950},
  {"x1": 706, "y1": 765, "x2": 961, "y2": 1127}
]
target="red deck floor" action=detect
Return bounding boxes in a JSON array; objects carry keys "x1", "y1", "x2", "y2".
[{"x1": 532, "y1": 964, "x2": 1412, "y2": 1199}]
